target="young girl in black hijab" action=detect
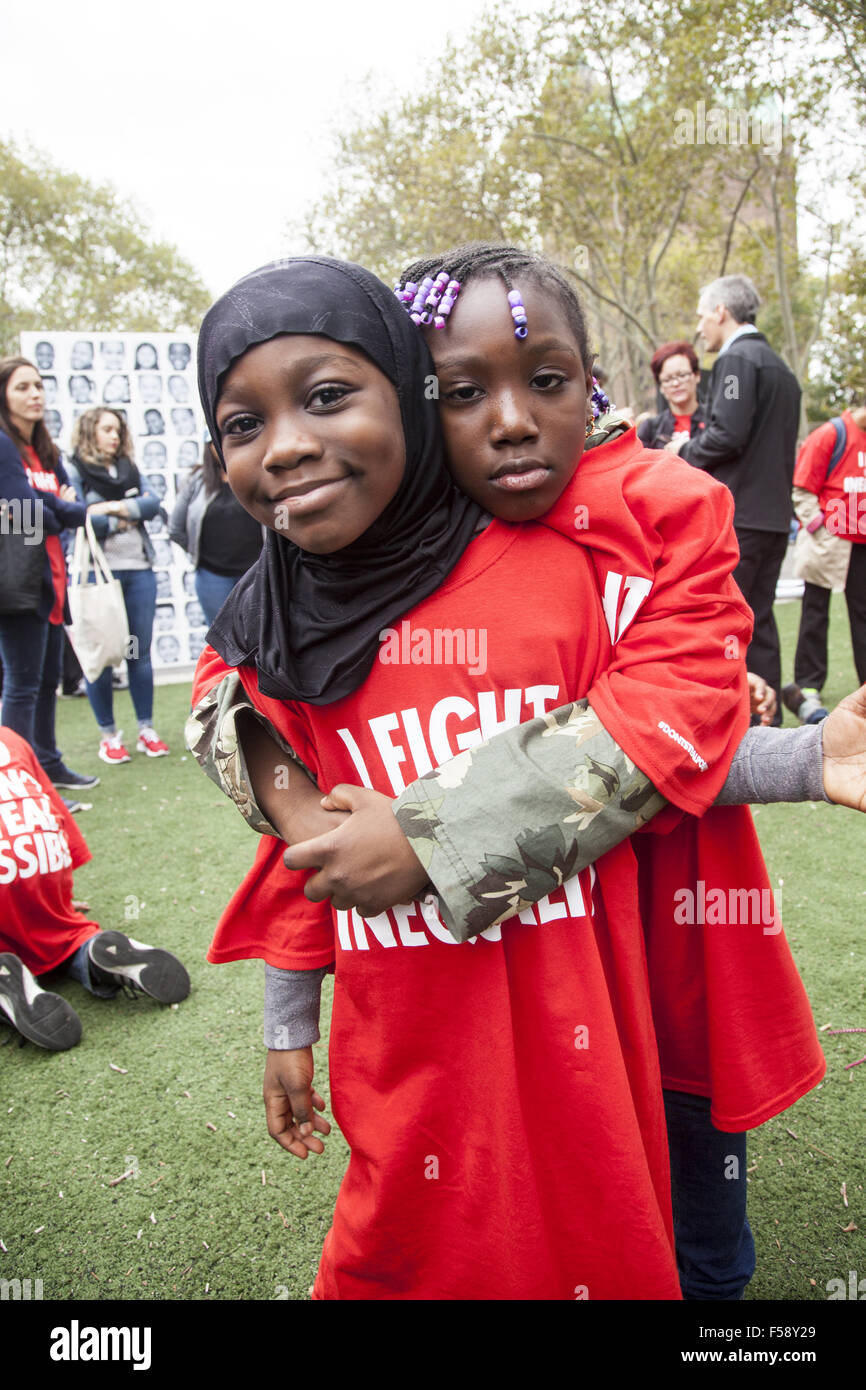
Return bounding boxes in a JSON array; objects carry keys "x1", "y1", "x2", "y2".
[{"x1": 191, "y1": 255, "x2": 684, "y2": 1300}]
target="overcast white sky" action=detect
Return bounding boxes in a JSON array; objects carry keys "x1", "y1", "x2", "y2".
[{"x1": 2, "y1": 0, "x2": 541, "y2": 299}]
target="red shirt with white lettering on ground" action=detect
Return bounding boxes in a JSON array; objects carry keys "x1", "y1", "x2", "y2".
[
  {"x1": 0, "y1": 728, "x2": 99, "y2": 973},
  {"x1": 22, "y1": 445, "x2": 67, "y2": 623},
  {"x1": 194, "y1": 519, "x2": 685, "y2": 1301}
]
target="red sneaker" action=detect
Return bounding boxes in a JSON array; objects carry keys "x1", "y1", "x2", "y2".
[
  {"x1": 137, "y1": 727, "x2": 170, "y2": 758},
  {"x1": 99, "y1": 732, "x2": 132, "y2": 765}
]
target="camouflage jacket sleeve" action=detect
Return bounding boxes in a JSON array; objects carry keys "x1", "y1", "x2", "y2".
[
  {"x1": 183, "y1": 671, "x2": 316, "y2": 837},
  {"x1": 393, "y1": 698, "x2": 666, "y2": 941}
]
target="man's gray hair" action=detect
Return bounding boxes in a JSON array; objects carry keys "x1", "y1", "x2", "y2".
[{"x1": 699, "y1": 274, "x2": 761, "y2": 325}]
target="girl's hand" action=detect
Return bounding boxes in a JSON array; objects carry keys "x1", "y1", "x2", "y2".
[
  {"x1": 58, "y1": 484, "x2": 78, "y2": 503},
  {"x1": 664, "y1": 432, "x2": 689, "y2": 454},
  {"x1": 282, "y1": 784, "x2": 429, "y2": 916},
  {"x1": 87, "y1": 500, "x2": 119, "y2": 515},
  {"x1": 747, "y1": 672, "x2": 776, "y2": 725},
  {"x1": 263, "y1": 1047, "x2": 330, "y2": 1159}
]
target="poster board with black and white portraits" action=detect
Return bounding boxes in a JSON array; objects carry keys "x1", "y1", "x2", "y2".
[{"x1": 20, "y1": 331, "x2": 209, "y2": 672}]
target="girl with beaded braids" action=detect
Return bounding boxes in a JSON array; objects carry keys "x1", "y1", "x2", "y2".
[
  {"x1": 190, "y1": 253, "x2": 689, "y2": 1300},
  {"x1": 191, "y1": 245, "x2": 854, "y2": 1303}
]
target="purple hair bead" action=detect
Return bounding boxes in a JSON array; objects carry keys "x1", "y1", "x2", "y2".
[
  {"x1": 506, "y1": 288, "x2": 528, "y2": 338},
  {"x1": 397, "y1": 272, "x2": 462, "y2": 330}
]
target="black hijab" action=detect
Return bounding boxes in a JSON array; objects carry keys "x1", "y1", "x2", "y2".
[
  {"x1": 72, "y1": 451, "x2": 142, "y2": 502},
  {"x1": 200, "y1": 256, "x2": 485, "y2": 704}
]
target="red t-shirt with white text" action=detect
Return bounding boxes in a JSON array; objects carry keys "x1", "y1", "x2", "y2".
[
  {"x1": 551, "y1": 433, "x2": 825, "y2": 1128},
  {"x1": 0, "y1": 728, "x2": 99, "y2": 973},
  {"x1": 195, "y1": 520, "x2": 683, "y2": 1301},
  {"x1": 23, "y1": 446, "x2": 66, "y2": 623}
]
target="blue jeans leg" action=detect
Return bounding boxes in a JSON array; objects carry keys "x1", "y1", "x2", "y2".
[
  {"x1": 663, "y1": 1088, "x2": 756, "y2": 1300},
  {"x1": 120, "y1": 569, "x2": 156, "y2": 726},
  {"x1": 194, "y1": 567, "x2": 238, "y2": 626},
  {"x1": 82, "y1": 569, "x2": 157, "y2": 731},
  {"x1": 0, "y1": 612, "x2": 49, "y2": 748},
  {"x1": 0, "y1": 613, "x2": 65, "y2": 776},
  {"x1": 33, "y1": 621, "x2": 65, "y2": 776},
  {"x1": 64, "y1": 937, "x2": 119, "y2": 999}
]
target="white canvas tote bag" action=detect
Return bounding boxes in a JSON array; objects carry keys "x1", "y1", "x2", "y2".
[{"x1": 66, "y1": 514, "x2": 130, "y2": 682}]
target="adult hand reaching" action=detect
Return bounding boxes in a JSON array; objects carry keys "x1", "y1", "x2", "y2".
[{"x1": 821, "y1": 683, "x2": 866, "y2": 811}]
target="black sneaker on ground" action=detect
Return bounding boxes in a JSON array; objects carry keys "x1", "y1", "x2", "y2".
[
  {"x1": 51, "y1": 767, "x2": 100, "y2": 790},
  {"x1": 87, "y1": 932, "x2": 191, "y2": 1004},
  {"x1": 60, "y1": 796, "x2": 92, "y2": 814},
  {"x1": 0, "y1": 953, "x2": 82, "y2": 1050}
]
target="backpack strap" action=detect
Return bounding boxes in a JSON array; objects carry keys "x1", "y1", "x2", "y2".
[{"x1": 824, "y1": 417, "x2": 847, "y2": 481}]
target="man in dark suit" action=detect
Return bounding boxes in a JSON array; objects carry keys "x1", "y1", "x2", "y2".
[{"x1": 667, "y1": 275, "x2": 801, "y2": 722}]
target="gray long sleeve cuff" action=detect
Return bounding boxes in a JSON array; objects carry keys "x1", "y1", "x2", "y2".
[
  {"x1": 716, "y1": 722, "x2": 828, "y2": 805},
  {"x1": 261, "y1": 724, "x2": 830, "y2": 1035},
  {"x1": 264, "y1": 964, "x2": 328, "y2": 1050}
]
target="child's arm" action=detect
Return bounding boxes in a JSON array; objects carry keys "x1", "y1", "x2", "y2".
[
  {"x1": 263, "y1": 1047, "x2": 331, "y2": 1159},
  {"x1": 262, "y1": 963, "x2": 332, "y2": 1158},
  {"x1": 185, "y1": 658, "x2": 347, "y2": 843}
]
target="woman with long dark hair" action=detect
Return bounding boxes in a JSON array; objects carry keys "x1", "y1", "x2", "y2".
[
  {"x1": 0, "y1": 356, "x2": 97, "y2": 797},
  {"x1": 66, "y1": 408, "x2": 170, "y2": 765},
  {"x1": 168, "y1": 440, "x2": 263, "y2": 625}
]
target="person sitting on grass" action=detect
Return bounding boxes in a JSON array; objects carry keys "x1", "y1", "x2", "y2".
[{"x1": 0, "y1": 726, "x2": 190, "y2": 1051}]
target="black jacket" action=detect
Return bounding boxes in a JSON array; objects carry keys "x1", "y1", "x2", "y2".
[
  {"x1": 637, "y1": 400, "x2": 708, "y2": 451},
  {"x1": 679, "y1": 331, "x2": 801, "y2": 533},
  {"x1": 0, "y1": 430, "x2": 86, "y2": 621}
]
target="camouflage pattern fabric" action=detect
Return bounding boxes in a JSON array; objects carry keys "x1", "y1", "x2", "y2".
[
  {"x1": 185, "y1": 674, "x2": 665, "y2": 943},
  {"x1": 184, "y1": 671, "x2": 315, "y2": 837},
  {"x1": 393, "y1": 698, "x2": 666, "y2": 941}
]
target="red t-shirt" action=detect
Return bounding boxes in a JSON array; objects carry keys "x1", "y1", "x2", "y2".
[
  {"x1": 673, "y1": 413, "x2": 694, "y2": 434},
  {"x1": 0, "y1": 728, "x2": 99, "y2": 973},
  {"x1": 793, "y1": 410, "x2": 866, "y2": 541},
  {"x1": 554, "y1": 432, "x2": 825, "y2": 1128},
  {"x1": 23, "y1": 446, "x2": 66, "y2": 623},
  {"x1": 195, "y1": 521, "x2": 683, "y2": 1301}
]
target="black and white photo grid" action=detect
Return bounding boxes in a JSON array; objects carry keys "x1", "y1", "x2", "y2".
[{"x1": 19, "y1": 331, "x2": 207, "y2": 675}]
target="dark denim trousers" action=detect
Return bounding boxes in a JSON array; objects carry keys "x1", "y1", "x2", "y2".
[
  {"x1": 0, "y1": 613, "x2": 66, "y2": 777},
  {"x1": 83, "y1": 568, "x2": 156, "y2": 730},
  {"x1": 194, "y1": 565, "x2": 239, "y2": 626},
  {"x1": 664, "y1": 1088, "x2": 755, "y2": 1300}
]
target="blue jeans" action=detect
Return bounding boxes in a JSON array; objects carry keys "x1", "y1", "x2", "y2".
[
  {"x1": 83, "y1": 569, "x2": 156, "y2": 730},
  {"x1": 64, "y1": 937, "x2": 118, "y2": 999},
  {"x1": 195, "y1": 566, "x2": 239, "y2": 626},
  {"x1": 0, "y1": 613, "x2": 66, "y2": 778},
  {"x1": 664, "y1": 1089, "x2": 755, "y2": 1300}
]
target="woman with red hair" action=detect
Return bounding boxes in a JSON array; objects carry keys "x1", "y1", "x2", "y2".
[{"x1": 637, "y1": 340, "x2": 707, "y2": 451}]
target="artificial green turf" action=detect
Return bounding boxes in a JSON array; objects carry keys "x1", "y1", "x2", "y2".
[{"x1": 1, "y1": 598, "x2": 863, "y2": 1301}]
